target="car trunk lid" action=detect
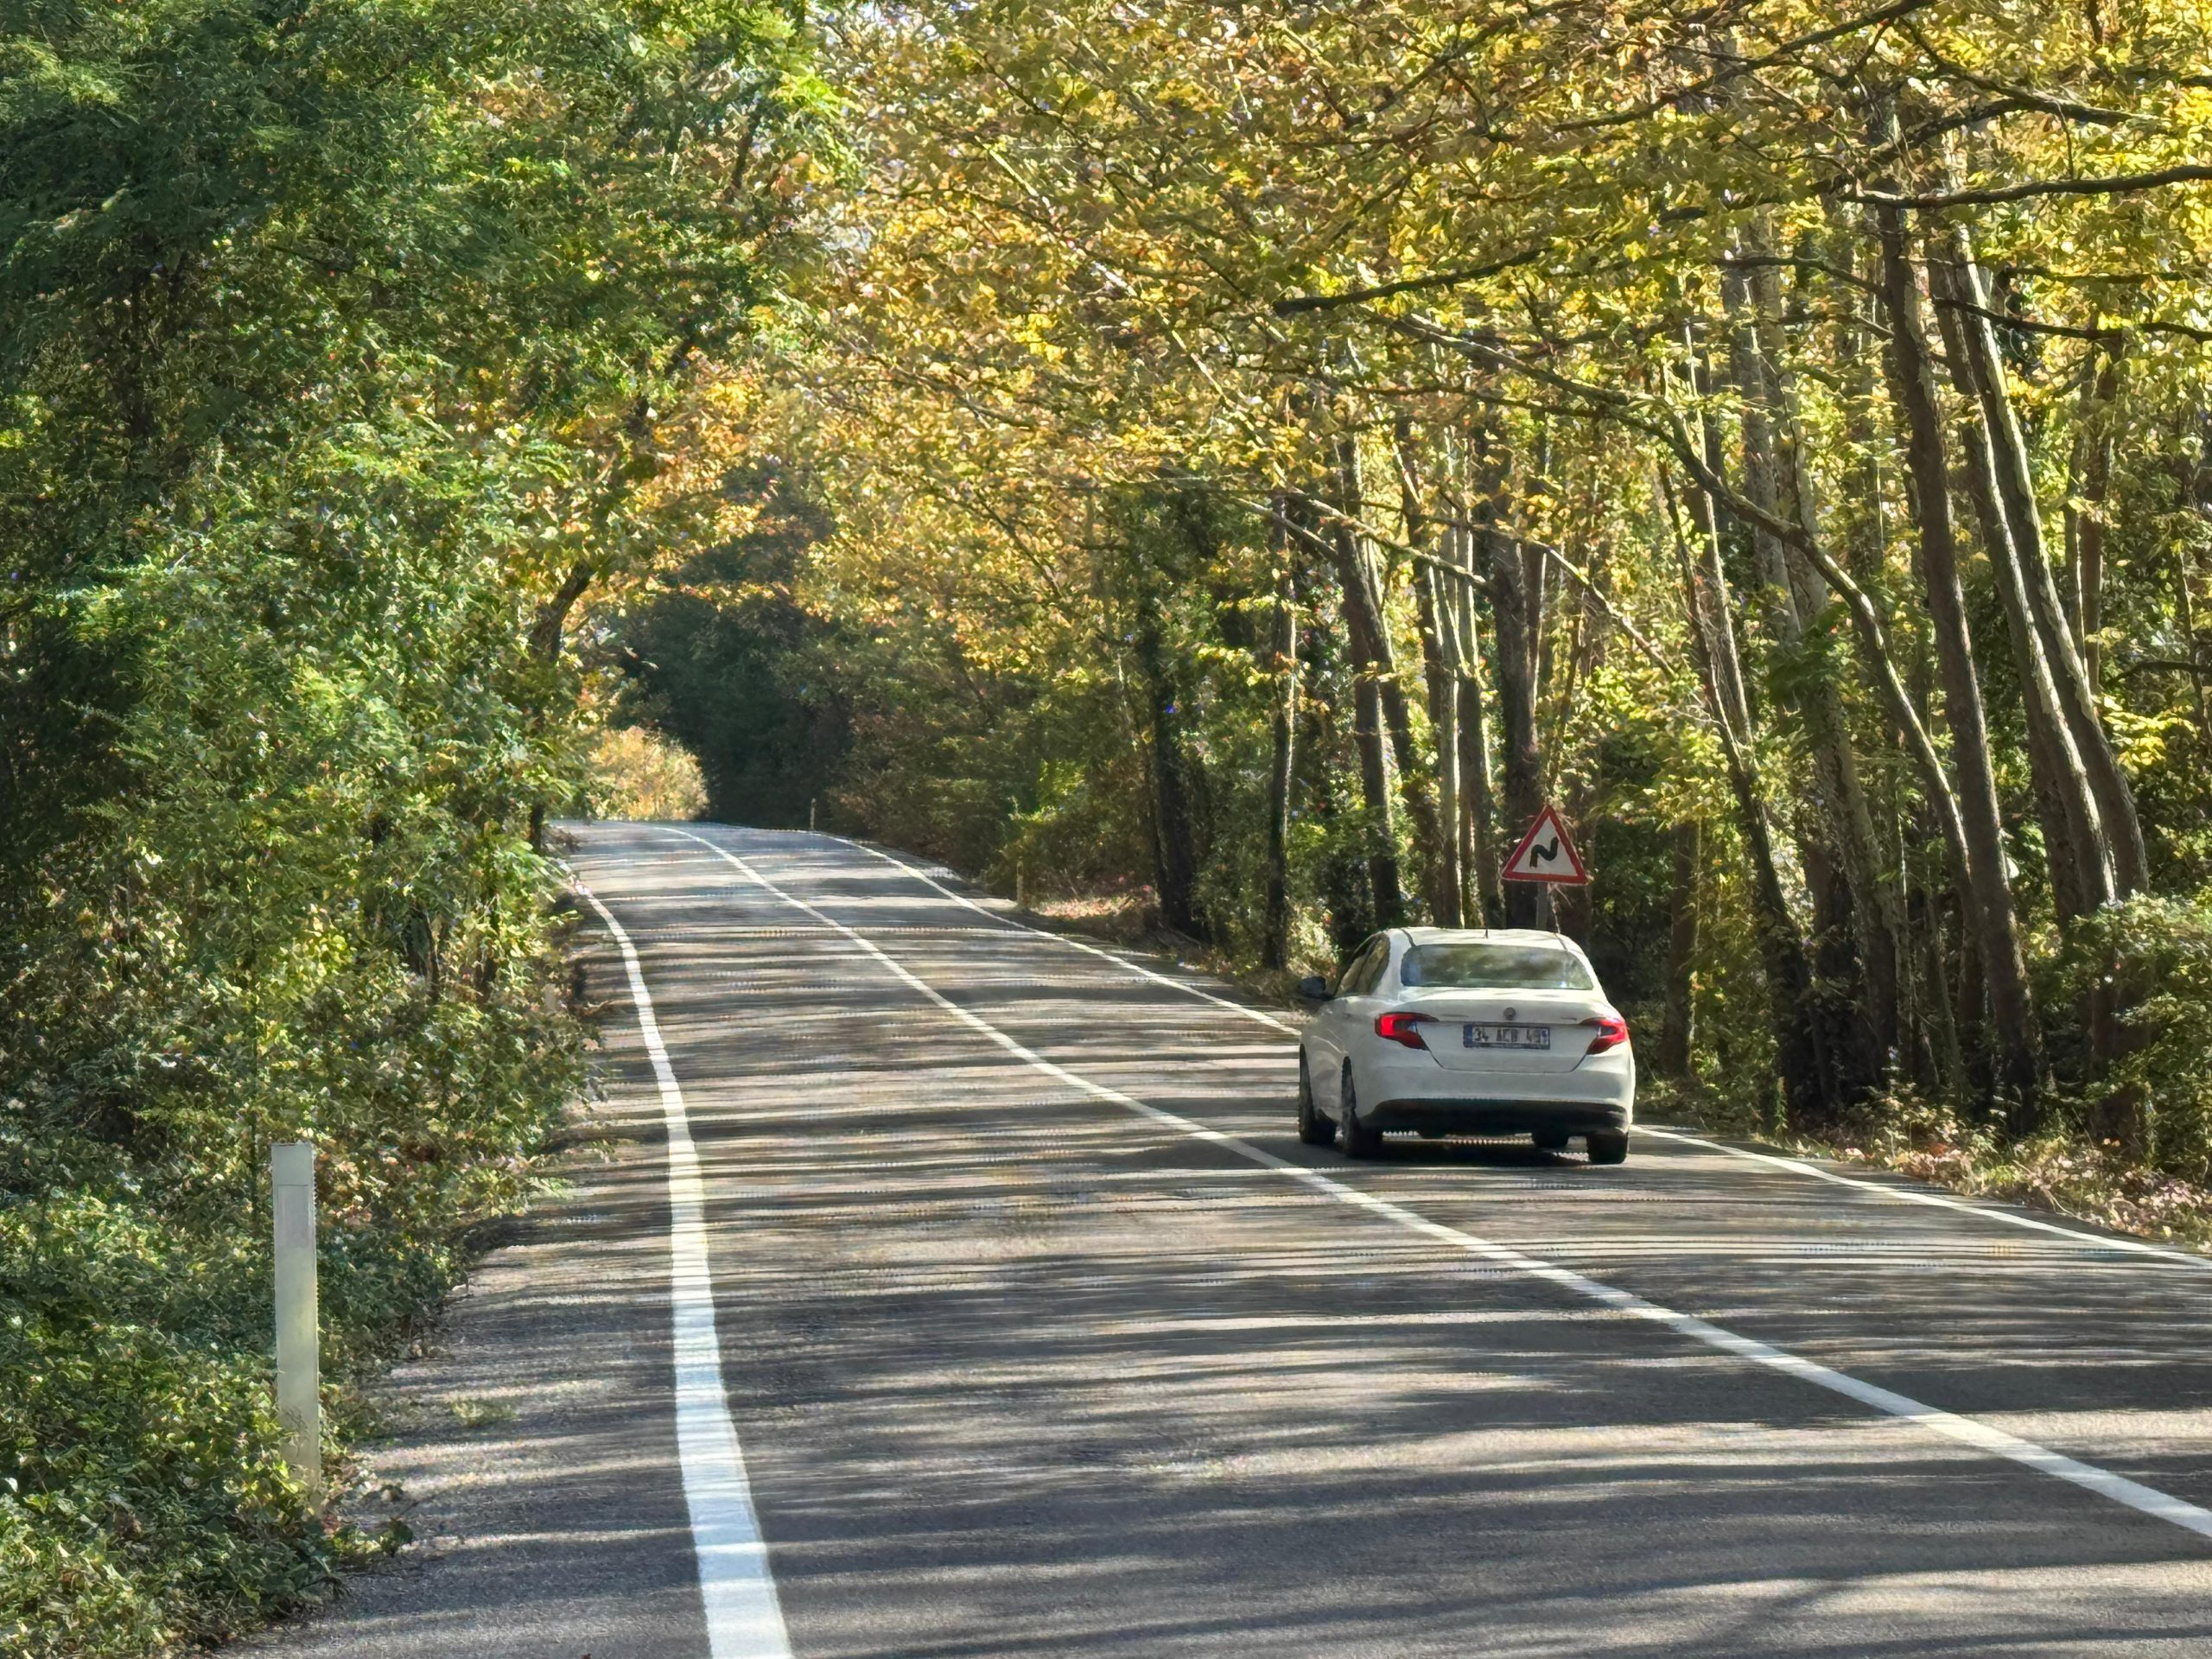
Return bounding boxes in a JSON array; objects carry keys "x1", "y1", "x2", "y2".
[{"x1": 1403, "y1": 991, "x2": 1604, "y2": 1074}]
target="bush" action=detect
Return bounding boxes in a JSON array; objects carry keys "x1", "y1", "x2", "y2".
[
  {"x1": 587, "y1": 727, "x2": 710, "y2": 823},
  {"x1": 2053, "y1": 893, "x2": 2212, "y2": 1180}
]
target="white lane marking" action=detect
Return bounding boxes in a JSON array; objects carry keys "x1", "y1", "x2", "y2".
[
  {"x1": 666, "y1": 829, "x2": 2212, "y2": 1546},
  {"x1": 574, "y1": 880, "x2": 795, "y2": 1659},
  {"x1": 821, "y1": 833, "x2": 2211, "y2": 1271},
  {"x1": 824, "y1": 834, "x2": 1300, "y2": 1035}
]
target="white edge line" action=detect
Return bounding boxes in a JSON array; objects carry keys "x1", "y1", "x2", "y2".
[
  {"x1": 574, "y1": 878, "x2": 795, "y2": 1659},
  {"x1": 668, "y1": 829, "x2": 2212, "y2": 1546},
  {"x1": 820, "y1": 832, "x2": 2212, "y2": 1274},
  {"x1": 1635, "y1": 1127, "x2": 2212, "y2": 1271}
]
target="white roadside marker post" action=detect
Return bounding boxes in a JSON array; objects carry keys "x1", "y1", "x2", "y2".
[{"x1": 271, "y1": 1141, "x2": 321, "y2": 1503}]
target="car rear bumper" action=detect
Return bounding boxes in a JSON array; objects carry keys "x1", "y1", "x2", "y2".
[
  {"x1": 1352, "y1": 1046, "x2": 1635, "y2": 1133},
  {"x1": 1363, "y1": 1096, "x2": 1630, "y2": 1135}
]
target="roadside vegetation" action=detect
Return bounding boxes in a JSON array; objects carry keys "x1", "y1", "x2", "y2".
[{"x1": 0, "y1": 2, "x2": 827, "y2": 1649}]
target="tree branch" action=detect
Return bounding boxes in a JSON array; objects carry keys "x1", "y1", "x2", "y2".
[{"x1": 1859, "y1": 163, "x2": 2212, "y2": 209}]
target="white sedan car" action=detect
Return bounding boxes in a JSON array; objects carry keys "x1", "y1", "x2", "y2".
[{"x1": 1296, "y1": 926, "x2": 1635, "y2": 1164}]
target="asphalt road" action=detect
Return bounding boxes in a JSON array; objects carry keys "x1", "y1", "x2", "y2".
[{"x1": 257, "y1": 821, "x2": 2212, "y2": 1658}]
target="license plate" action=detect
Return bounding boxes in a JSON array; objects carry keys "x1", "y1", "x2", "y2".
[{"x1": 1465, "y1": 1023, "x2": 1550, "y2": 1050}]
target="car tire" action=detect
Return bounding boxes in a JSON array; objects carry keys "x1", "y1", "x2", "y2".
[
  {"x1": 1532, "y1": 1128, "x2": 1570, "y2": 1152},
  {"x1": 1339, "y1": 1066, "x2": 1382, "y2": 1159},
  {"x1": 1296, "y1": 1052, "x2": 1333, "y2": 1146},
  {"x1": 1586, "y1": 1130, "x2": 1629, "y2": 1166}
]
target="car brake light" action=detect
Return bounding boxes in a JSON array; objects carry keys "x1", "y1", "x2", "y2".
[
  {"x1": 1375, "y1": 1012, "x2": 1430, "y2": 1049},
  {"x1": 1581, "y1": 1014, "x2": 1629, "y2": 1054}
]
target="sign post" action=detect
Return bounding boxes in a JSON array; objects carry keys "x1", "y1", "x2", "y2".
[
  {"x1": 1502, "y1": 804, "x2": 1590, "y2": 888},
  {"x1": 271, "y1": 1141, "x2": 321, "y2": 1504}
]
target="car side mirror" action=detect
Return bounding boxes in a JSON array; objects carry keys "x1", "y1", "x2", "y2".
[{"x1": 1296, "y1": 975, "x2": 1332, "y2": 1001}]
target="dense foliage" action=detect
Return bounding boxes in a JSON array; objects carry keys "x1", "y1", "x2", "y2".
[
  {"x1": 626, "y1": 0, "x2": 2212, "y2": 1173},
  {"x1": 0, "y1": 0, "x2": 825, "y2": 1648}
]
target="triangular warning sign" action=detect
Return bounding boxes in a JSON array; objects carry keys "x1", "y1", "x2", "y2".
[{"x1": 1502, "y1": 804, "x2": 1589, "y2": 885}]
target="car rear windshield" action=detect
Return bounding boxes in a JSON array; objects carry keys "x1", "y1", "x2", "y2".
[{"x1": 1399, "y1": 942, "x2": 1594, "y2": 990}]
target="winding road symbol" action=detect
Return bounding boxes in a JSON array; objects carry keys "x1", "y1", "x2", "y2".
[{"x1": 1503, "y1": 804, "x2": 1589, "y2": 886}]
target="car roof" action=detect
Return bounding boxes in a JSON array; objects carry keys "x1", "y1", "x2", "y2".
[
  {"x1": 1392, "y1": 926, "x2": 1594, "y2": 963},
  {"x1": 1396, "y1": 925, "x2": 1583, "y2": 948}
]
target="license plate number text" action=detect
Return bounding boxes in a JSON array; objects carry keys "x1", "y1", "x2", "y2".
[{"x1": 1465, "y1": 1024, "x2": 1550, "y2": 1050}]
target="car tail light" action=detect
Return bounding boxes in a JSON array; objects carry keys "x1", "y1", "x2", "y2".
[
  {"x1": 1581, "y1": 1014, "x2": 1629, "y2": 1055},
  {"x1": 1375, "y1": 1011, "x2": 1431, "y2": 1049}
]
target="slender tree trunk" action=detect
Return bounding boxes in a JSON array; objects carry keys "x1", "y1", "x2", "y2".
[
  {"x1": 1396, "y1": 421, "x2": 1464, "y2": 924},
  {"x1": 1262, "y1": 496, "x2": 1300, "y2": 969},
  {"x1": 1454, "y1": 432, "x2": 1503, "y2": 921},
  {"x1": 1332, "y1": 435, "x2": 1444, "y2": 919},
  {"x1": 1930, "y1": 257, "x2": 2117, "y2": 918},
  {"x1": 2069, "y1": 344, "x2": 2119, "y2": 698},
  {"x1": 1874, "y1": 202, "x2": 2042, "y2": 1112},
  {"x1": 1133, "y1": 585, "x2": 1205, "y2": 940},
  {"x1": 1664, "y1": 469, "x2": 1834, "y2": 1123},
  {"x1": 2175, "y1": 537, "x2": 2211, "y2": 741},
  {"x1": 1683, "y1": 332, "x2": 1754, "y2": 735},
  {"x1": 1725, "y1": 249, "x2": 1897, "y2": 1086},
  {"x1": 1476, "y1": 435, "x2": 1550, "y2": 929},
  {"x1": 1458, "y1": 650, "x2": 1501, "y2": 923},
  {"x1": 1296, "y1": 566, "x2": 1372, "y2": 955},
  {"x1": 1326, "y1": 446, "x2": 1405, "y2": 925},
  {"x1": 1936, "y1": 226, "x2": 2148, "y2": 895},
  {"x1": 1666, "y1": 363, "x2": 1993, "y2": 1123},
  {"x1": 1658, "y1": 821, "x2": 1700, "y2": 1077},
  {"x1": 1952, "y1": 385, "x2": 2095, "y2": 925}
]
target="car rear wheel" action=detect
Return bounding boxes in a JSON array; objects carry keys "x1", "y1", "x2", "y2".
[
  {"x1": 1586, "y1": 1130, "x2": 1629, "y2": 1166},
  {"x1": 1338, "y1": 1067, "x2": 1382, "y2": 1159},
  {"x1": 1296, "y1": 1052, "x2": 1333, "y2": 1146}
]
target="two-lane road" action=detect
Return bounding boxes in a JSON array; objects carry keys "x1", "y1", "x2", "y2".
[{"x1": 265, "y1": 821, "x2": 2212, "y2": 1657}]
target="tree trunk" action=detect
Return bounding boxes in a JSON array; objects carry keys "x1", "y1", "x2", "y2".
[
  {"x1": 1261, "y1": 497, "x2": 1300, "y2": 969},
  {"x1": 1873, "y1": 202, "x2": 2042, "y2": 1113},
  {"x1": 1134, "y1": 594, "x2": 1205, "y2": 940},
  {"x1": 1326, "y1": 442, "x2": 1407, "y2": 926},
  {"x1": 1658, "y1": 821, "x2": 1700, "y2": 1077},
  {"x1": 1395, "y1": 421, "x2": 1464, "y2": 925},
  {"x1": 1458, "y1": 646, "x2": 1502, "y2": 923},
  {"x1": 1682, "y1": 330, "x2": 1754, "y2": 735},
  {"x1": 1476, "y1": 435, "x2": 1550, "y2": 930},
  {"x1": 1929, "y1": 257, "x2": 2117, "y2": 919},
  {"x1": 530, "y1": 560, "x2": 595, "y2": 663},
  {"x1": 1664, "y1": 376, "x2": 1995, "y2": 1126},
  {"x1": 1456, "y1": 434, "x2": 1504, "y2": 922},
  {"x1": 1665, "y1": 469, "x2": 1834, "y2": 1124},
  {"x1": 1936, "y1": 226, "x2": 2148, "y2": 896},
  {"x1": 1297, "y1": 570, "x2": 1373, "y2": 956},
  {"x1": 2069, "y1": 344, "x2": 2119, "y2": 699},
  {"x1": 1725, "y1": 249, "x2": 1896, "y2": 1087}
]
